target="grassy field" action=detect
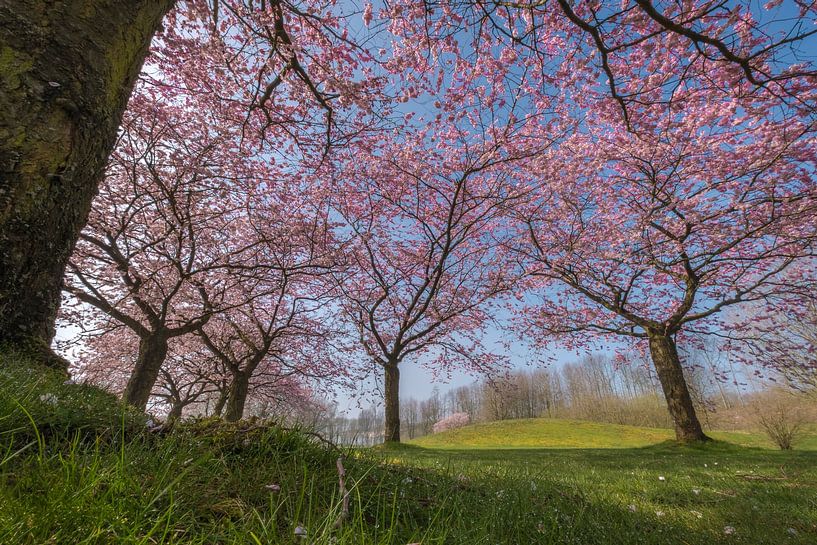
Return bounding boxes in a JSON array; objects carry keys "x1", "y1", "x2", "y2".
[
  {"x1": 393, "y1": 419, "x2": 817, "y2": 544},
  {"x1": 2, "y1": 351, "x2": 816, "y2": 544}
]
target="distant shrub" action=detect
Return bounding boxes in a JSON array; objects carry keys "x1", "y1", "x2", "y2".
[
  {"x1": 752, "y1": 390, "x2": 809, "y2": 450},
  {"x1": 432, "y1": 412, "x2": 470, "y2": 434}
]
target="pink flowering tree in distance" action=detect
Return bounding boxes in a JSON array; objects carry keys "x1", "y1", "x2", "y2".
[{"x1": 433, "y1": 412, "x2": 471, "y2": 434}]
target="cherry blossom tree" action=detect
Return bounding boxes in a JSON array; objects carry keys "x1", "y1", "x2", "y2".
[
  {"x1": 62, "y1": 80, "x2": 358, "y2": 416},
  {"x1": 511, "y1": 71, "x2": 817, "y2": 441},
  {"x1": 371, "y1": 0, "x2": 817, "y2": 442},
  {"x1": 61, "y1": 93, "x2": 255, "y2": 410},
  {"x1": 196, "y1": 199, "x2": 349, "y2": 421},
  {"x1": 328, "y1": 113, "x2": 539, "y2": 442}
]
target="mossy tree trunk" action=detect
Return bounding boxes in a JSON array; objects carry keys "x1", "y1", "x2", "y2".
[
  {"x1": 0, "y1": 0, "x2": 174, "y2": 367},
  {"x1": 647, "y1": 331, "x2": 710, "y2": 442}
]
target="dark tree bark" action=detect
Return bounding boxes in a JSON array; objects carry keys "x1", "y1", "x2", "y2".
[
  {"x1": 383, "y1": 362, "x2": 400, "y2": 442},
  {"x1": 223, "y1": 371, "x2": 251, "y2": 422},
  {"x1": 647, "y1": 331, "x2": 710, "y2": 442},
  {"x1": 0, "y1": 0, "x2": 174, "y2": 367},
  {"x1": 124, "y1": 333, "x2": 170, "y2": 411}
]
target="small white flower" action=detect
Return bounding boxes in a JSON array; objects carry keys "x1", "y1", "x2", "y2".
[
  {"x1": 704, "y1": 463, "x2": 708, "y2": 467},
  {"x1": 628, "y1": 504, "x2": 637, "y2": 513},
  {"x1": 655, "y1": 510, "x2": 665, "y2": 517},
  {"x1": 723, "y1": 526, "x2": 736, "y2": 535},
  {"x1": 265, "y1": 483, "x2": 281, "y2": 492},
  {"x1": 402, "y1": 477, "x2": 413, "y2": 485},
  {"x1": 692, "y1": 488, "x2": 701, "y2": 495},
  {"x1": 39, "y1": 393, "x2": 58, "y2": 406},
  {"x1": 294, "y1": 525, "x2": 307, "y2": 537},
  {"x1": 658, "y1": 476, "x2": 666, "y2": 481}
]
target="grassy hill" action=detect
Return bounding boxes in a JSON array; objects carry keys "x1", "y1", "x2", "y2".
[{"x1": 410, "y1": 417, "x2": 817, "y2": 450}]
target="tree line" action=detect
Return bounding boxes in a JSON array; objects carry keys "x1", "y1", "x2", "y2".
[{"x1": 309, "y1": 346, "x2": 815, "y2": 446}]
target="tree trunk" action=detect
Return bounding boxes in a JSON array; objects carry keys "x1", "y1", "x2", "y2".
[
  {"x1": 213, "y1": 387, "x2": 229, "y2": 417},
  {"x1": 0, "y1": 0, "x2": 174, "y2": 367},
  {"x1": 124, "y1": 333, "x2": 169, "y2": 411},
  {"x1": 384, "y1": 362, "x2": 400, "y2": 442},
  {"x1": 647, "y1": 332, "x2": 710, "y2": 442},
  {"x1": 168, "y1": 400, "x2": 184, "y2": 421},
  {"x1": 223, "y1": 371, "x2": 251, "y2": 422}
]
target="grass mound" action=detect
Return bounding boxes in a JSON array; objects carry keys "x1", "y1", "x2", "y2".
[{"x1": 0, "y1": 349, "x2": 147, "y2": 443}]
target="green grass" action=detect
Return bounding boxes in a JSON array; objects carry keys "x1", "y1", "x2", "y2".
[
  {"x1": 2, "y1": 351, "x2": 816, "y2": 544},
  {"x1": 386, "y1": 440, "x2": 817, "y2": 544},
  {"x1": 410, "y1": 417, "x2": 817, "y2": 450}
]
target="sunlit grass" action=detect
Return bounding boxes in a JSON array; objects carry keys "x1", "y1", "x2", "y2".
[{"x1": 409, "y1": 416, "x2": 817, "y2": 450}]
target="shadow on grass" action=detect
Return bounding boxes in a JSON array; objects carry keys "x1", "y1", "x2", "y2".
[{"x1": 375, "y1": 441, "x2": 817, "y2": 544}]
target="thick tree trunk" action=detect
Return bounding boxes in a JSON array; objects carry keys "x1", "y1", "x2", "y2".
[
  {"x1": 0, "y1": 0, "x2": 174, "y2": 367},
  {"x1": 223, "y1": 371, "x2": 251, "y2": 422},
  {"x1": 124, "y1": 333, "x2": 169, "y2": 411},
  {"x1": 383, "y1": 362, "x2": 400, "y2": 443},
  {"x1": 647, "y1": 332, "x2": 710, "y2": 442}
]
